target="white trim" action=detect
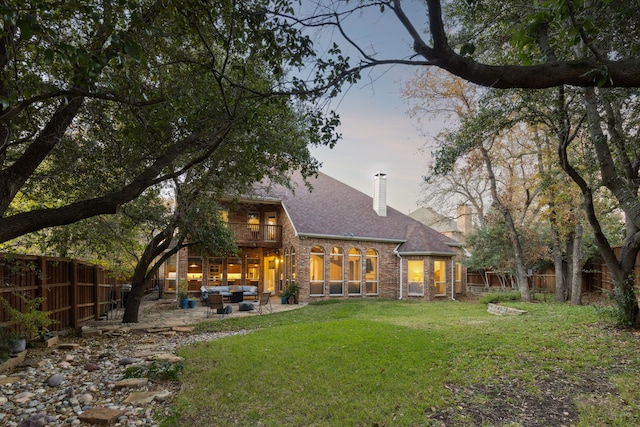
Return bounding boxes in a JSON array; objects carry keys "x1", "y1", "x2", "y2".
[
  {"x1": 396, "y1": 251, "x2": 456, "y2": 257},
  {"x1": 394, "y1": 244, "x2": 403, "y2": 300}
]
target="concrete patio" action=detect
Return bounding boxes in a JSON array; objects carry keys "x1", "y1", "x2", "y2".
[{"x1": 82, "y1": 296, "x2": 305, "y2": 335}]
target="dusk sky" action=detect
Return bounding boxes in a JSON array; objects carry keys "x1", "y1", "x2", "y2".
[{"x1": 308, "y1": 1, "x2": 445, "y2": 214}]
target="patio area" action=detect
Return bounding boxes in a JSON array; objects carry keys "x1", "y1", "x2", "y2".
[{"x1": 83, "y1": 296, "x2": 305, "y2": 335}]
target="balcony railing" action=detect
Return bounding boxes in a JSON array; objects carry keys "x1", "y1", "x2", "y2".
[{"x1": 227, "y1": 222, "x2": 282, "y2": 246}]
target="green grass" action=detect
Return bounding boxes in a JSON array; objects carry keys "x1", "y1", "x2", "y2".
[{"x1": 162, "y1": 300, "x2": 640, "y2": 426}]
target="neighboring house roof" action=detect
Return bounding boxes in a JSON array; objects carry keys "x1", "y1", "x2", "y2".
[
  {"x1": 408, "y1": 207, "x2": 461, "y2": 235},
  {"x1": 257, "y1": 172, "x2": 458, "y2": 256}
]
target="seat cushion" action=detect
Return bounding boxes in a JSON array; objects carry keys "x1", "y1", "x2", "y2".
[{"x1": 238, "y1": 302, "x2": 254, "y2": 311}]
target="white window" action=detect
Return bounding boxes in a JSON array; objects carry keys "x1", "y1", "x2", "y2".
[
  {"x1": 365, "y1": 249, "x2": 378, "y2": 294},
  {"x1": 310, "y1": 246, "x2": 325, "y2": 295},
  {"x1": 329, "y1": 247, "x2": 344, "y2": 295},
  {"x1": 434, "y1": 260, "x2": 446, "y2": 295},
  {"x1": 408, "y1": 259, "x2": 424, "y2": 296},
  {"x1": 348, "y1": 248, "x2": 361, "y2": 295}
]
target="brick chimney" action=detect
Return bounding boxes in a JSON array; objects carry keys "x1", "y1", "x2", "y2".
[
  {"x1": 373, "y1": 172, "x2": 387, "y2": 217},
  {"x1": 457, "y1": 204, "x2": 473, "y2": 235}
]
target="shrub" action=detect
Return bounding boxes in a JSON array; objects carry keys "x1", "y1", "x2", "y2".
[
  {"x1": 0, "y1": 327, "x2": 18, "y2": 363},
  {"x1": 479, "y1": 290, "x2": 521, "y2": 305},
  {"x1": 123, "y1": 360, "x2": 185, "y2": 382}
]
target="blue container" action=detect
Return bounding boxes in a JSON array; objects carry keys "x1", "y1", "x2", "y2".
[{"x1": 179, "y1": 297, "x2": 189, "y2": 309}]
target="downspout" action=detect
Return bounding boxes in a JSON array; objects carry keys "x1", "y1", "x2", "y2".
[
  {"x1": 394, "y1": 244, "x2": 403, "y2": 300},
  {"x1": 450, "y1": 257, "x2": 456, "y2": 301}
]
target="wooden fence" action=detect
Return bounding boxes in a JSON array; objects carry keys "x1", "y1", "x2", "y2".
[
  {"x1": 0, "y1": 254, "x2": 127, "y2": 334},
  {"x1": 467, "y1": 256, "x2": 636, "y2": 295}
]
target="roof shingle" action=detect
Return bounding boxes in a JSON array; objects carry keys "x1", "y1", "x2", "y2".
[{"x1": 262, "y1": 172, "x2": 457, "y2": 256}]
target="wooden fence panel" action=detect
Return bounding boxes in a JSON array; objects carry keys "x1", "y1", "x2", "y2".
[{"x1": 0, "y1": 254, "x2": 122, "y2": 333}]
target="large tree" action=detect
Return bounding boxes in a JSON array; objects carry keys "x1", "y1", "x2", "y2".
[
  {"x1": 0, "y1": 0, "x2": 345, "y2": 244},
  {"x1": 294, "y1": 0, "x2": 640, "y2": 89},
  {"x1": 307, "y1": 0, "x2": 640, "y2": 323},
  {"x1": 120, "y1": 94, "x2": 322, "y2": 323}
]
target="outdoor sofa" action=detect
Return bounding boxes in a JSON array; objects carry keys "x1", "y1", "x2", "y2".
[{"x1": 200, "y1": 285, "x2": 259, "y2": 303}]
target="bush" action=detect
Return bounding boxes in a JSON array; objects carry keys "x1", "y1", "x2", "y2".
[
  {"x1": 0, "y1": 327, "x2": 18, "y2": 363},
  {"x1": 123, "y1": 360, "x2": 185, "y2": 382},
  {"x1": 479, "y1": 290, "x2": 521, "y2": 305}
]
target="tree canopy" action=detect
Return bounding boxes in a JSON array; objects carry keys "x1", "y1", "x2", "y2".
[
  {"x1": 0, "y1": 0, "x2": 346, "y2": 245},
  {"x1": 295, "y1": 0, "x2": 640, "y2": 89}
]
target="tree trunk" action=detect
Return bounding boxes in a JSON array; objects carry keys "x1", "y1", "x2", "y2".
[
  {"x1": 122, "y1": 226, "x2": 178, "y2": 323},
  {"x1": 570, "y1": 222, "x2": 583, "y2": 305},
  {"x1": 122, "y1": 277, "x2": 147, "y2": 324},
  {"x1": 551, "y1": 226, "x2": 566, "y2": 302},
  {"x1": 480, "y1": 144, "x2": 531, "y2": 301},
  {"x1": 565, "y1": 231, "x2": 575, "y2": 302},
  {"x1": 557, "y1": 88, "x2": 640, "y2": 325}
]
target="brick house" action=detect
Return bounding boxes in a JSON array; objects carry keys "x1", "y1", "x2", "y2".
[{"x1": 159, "y1": 172, "x2": 466, "y2": 302}]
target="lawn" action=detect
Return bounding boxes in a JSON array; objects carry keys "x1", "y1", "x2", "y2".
[{"x1": 162, "y1": 299, "x2": 640, "y2": 426}]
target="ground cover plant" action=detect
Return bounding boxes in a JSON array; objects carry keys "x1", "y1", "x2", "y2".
[{"x1": 164, "y1": 300, "x2": 640, "y2": 426}]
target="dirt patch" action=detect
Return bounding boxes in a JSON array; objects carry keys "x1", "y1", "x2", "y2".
[{"x1": 428, "y1": 370, "x2": 620, "y2": 426}]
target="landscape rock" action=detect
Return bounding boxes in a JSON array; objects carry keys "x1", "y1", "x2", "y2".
[
  {"x1": 78, "y1": 407, "x2": 125, "y2": 425},
  {"x1": 1, "y1": 310, "x2": 250, "y2": 426},
  {"x1": 45, "y1": 373, "x2": 65, "y2": 387},
  {"x1": 487, "y1": 303, "x2": 528, "y2": 316}
]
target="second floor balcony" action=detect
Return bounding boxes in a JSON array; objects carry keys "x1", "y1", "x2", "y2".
[{"x1": 227, "y1": 222, "x2": 282, "y2": 248}]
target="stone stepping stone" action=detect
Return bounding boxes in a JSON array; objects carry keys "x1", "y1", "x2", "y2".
[
  {"x1": 78, "y1": 407, "x2": 125, "y2": 425},
  {"x1": 146, "y1": 327, "x2": 171, "y2": 333},
  {"x1": 57, "y1": 343, "x2": 81, "y2": 350},
  {"x1": 149, "y1": 353, "x2": 184, "y2": 363},
  {"x1": 114, "y1": 378, "x2": 148, "y2": 389},
  {"x1": 172, "y1": 326, "x2": 194, "y2": 332},
  {"x1": 0, "y1": 376, "x2": 21, "y2": 385}
]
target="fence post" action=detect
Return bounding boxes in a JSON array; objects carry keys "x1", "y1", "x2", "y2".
[{"x1": 69, "y1": 260, "x2": 78, "y2": 329}]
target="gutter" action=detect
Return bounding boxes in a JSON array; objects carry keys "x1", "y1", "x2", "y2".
[
  {"x1": 298, "y1": 232, "x2": 405, "y2": 244},
  {"x1": 451, "y1": 257, "x2": 456, "y2": 301},
  {"x1": 394, "y1": 244, "x2": 403, "y2": 300},
  {"x1": 395, "y1": 251, "x2": 456, "y2": 257}
]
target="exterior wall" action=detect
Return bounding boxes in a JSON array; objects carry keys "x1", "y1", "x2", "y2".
[
  {"x1": 165, "y1": 202, "x2": 288, "y2": 297},
  {"x1": 399, "y1": 249, "x2": 466, "y2": 301},
  {"x1": 282, "y1": 221, "x2": 401, "y2": 302},
  {"x1": 163, "y1": 200, "x2": 465, "y2": 303}
]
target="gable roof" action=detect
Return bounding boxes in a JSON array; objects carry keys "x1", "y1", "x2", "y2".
[
  {"x1": 409, "y1": 207, "x2": 461, "y2": 234},
  {"x1": 260, "y1": 172, "x2": 458, "y2": 256}
]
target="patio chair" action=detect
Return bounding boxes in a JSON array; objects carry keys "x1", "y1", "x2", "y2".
[
  {"x1": 207, "y1": 294, "x2": 229, "y2": 319},
  {"x1": 256, "y1": 292, "x2": 272, "y2": 315}
]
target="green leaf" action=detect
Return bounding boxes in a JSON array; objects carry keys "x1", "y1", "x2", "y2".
[
  {"x1": 43, "y1": 48, "x2": 55, "y2": 65},
  {"x1": 460, "y1": 42, "x2": 476, "y2": 57},
  {"x1": 123, "y1": 40, "x2": 144, "y2": 62}
]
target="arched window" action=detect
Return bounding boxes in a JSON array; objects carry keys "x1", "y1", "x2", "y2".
[
  {"x1": 365, "y1": 249, "x2": 378, "y2": 295},
  {"x1": 309, "y1": 246, "x2": 325, "y2": 295},
  {"x1": 329, "y1": 247, "x2": 344, "y2": 295},
  {"x1": 348, "y1": 248, "x2": 362, "y2": 295}
]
